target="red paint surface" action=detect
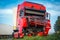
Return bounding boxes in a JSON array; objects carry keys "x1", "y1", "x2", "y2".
[{"x1": 15, "y1": 1, "x2": 51, "y2": 37}]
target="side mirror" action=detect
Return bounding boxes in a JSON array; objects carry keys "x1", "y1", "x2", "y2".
[
  {"x1": 47, "y1": 13, "x2": 48, "y2": 17},
  {"x1": 20, "y1": 10, "x2": 24, "y2": 17},
  {"x1": 46, "y1": 12, "x2": 50, "y2": 20}
]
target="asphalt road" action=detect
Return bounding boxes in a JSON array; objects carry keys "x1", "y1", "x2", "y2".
[
  {"x1": 0, "y1": 38, "x2": 12, "y2": 40},
  {"x1": 0, "y1": 38, "x2": 20, "y2": 40}
]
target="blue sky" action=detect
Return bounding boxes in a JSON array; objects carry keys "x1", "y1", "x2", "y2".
[{"x1": 0, "y1": 0, "x2": 60, "y2": 34}]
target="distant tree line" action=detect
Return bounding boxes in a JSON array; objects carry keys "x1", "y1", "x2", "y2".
[{"x1": 54, "y1": 16, "x2": 60, "y2": 34}]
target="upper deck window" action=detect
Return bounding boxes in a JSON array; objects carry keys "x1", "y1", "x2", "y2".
[{"x1": 25, "y1": 8, "x2": 46, "y2": 16}]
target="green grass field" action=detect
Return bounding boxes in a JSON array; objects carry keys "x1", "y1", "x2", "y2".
[
  {"x1": 13, "y1": 33, "x2": 60, "y2": 40},
  {"x1": 0, "y1": 34, "x2": 60, "y2": 40}
]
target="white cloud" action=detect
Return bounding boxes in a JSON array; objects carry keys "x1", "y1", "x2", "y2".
[
  {"x1": 0, "y1": 7, "x2": 17, "y2": 26},
  {"x1": 47, "y1": 10, "x2": 60, "y2": 16},
  {"x1": 0, "y1": 9, "x2": 13, "y2": 14},
  {"x1": 0, "y1": 7, "x2": 17, "y2": 14}
]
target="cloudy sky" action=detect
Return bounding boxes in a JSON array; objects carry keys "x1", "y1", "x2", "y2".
[{"x1": 0, "y1": 0, "x2": 60, "y2": 34}]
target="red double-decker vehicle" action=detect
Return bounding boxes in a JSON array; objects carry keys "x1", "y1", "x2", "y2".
[{"x1": 13, "y1": 1, "x2": 51, "y2": 38}]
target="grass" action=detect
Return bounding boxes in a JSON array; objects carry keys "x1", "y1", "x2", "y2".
[
  {"x1": 13, "y1": 34, "x2": 60, "y2": 40},
  {"x1": 0, "y1": 34, "x2": 60, "y2": 40}
]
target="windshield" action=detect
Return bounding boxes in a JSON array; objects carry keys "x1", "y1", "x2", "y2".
[{"x1": 25, "y1": 8, "x2": 45, "y2": 17}]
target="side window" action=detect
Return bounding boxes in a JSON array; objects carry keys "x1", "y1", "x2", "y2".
[
  {"x1": 46, "y1": 13, "x2": 50, "y2": 20},
  {"x1": 20, "y1": 10, "x2": 24, "y2": 17}
]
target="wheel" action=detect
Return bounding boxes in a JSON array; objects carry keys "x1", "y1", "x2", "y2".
[
  {"x1": 13, "y1": 32, "x2": 19, "y2": 39},
  {"x1": 12, "y1": 30, "x2": 19, "y2": 38},
  {"x1": 37, "y1": 32, "x2": 43, "y2": 36}
]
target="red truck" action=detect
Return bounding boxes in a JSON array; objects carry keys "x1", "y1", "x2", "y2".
[{"x1": 13, "y1": 1, "x2": 51, "y2": 38}]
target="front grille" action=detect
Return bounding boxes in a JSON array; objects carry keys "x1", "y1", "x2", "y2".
[{"x1": 26, "y1": 16, "x2": 45, "y2": 25}]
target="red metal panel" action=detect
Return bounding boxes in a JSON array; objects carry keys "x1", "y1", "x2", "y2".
[
  {"x1": 23, "y1": 1, "x2": 46, "y2": 10},
  {"x1": 22, "y1": 17, "x2": 28, "y2": 28},
  {"x1": 37, "y1": 32, "x2": 43, "y2": 36},
  {"x1": 44, "y1": 20, "x2": 51, "y2": 35}
]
